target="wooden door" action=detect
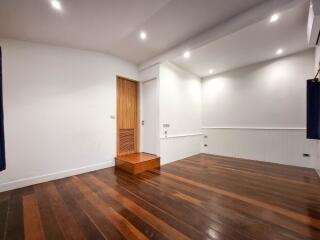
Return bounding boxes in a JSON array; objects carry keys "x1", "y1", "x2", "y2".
[{"x1": 117, "y1": 76, "x2": 139, "y2": 156}]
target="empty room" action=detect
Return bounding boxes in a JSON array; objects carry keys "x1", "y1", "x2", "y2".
[{"x1": 0, "y1": 0, "x2": 320, "y2": 239}]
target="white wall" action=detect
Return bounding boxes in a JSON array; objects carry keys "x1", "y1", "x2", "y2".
[
  {"x1": 203, "y1": 128, "x2": 316, "y2": 168},
  {"x1": 0, "y1": 39, "x2": 315, "y2": 192},
  {"x1": 202, "y1": 49, "x2": 316, "y2": 168},
  {"x1": 160, "y1": 135, "x2": 202, "y2": 165},
  {"x1": 159, "y1": 63, "x2": 202, "y2": 165},
  {"x1": 0, "y1": 39, "x2": 138, "y2": 192}
]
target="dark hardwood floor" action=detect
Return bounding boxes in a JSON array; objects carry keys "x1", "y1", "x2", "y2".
[{"x1": 1, "y1": 153, "x2": 320, "y2": 240}]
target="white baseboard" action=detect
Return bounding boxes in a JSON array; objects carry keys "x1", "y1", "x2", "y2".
[{"x1": 0, "y1": 161, "x2": 114, "y2": 192}]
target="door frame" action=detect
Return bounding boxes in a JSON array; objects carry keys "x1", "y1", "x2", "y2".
[
  {"x1": 116, "y1": 75, "x2": 140, "y2": 156},
  {"x1": 140, "y1": 77, "x2": 158, "y2": 154}
]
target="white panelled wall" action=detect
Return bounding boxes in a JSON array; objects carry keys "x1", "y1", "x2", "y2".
[
  {"x1": 159, "y1": 63, "x2": 202, "y2": 165},
  {"x1": 141, "y1": 49, "x2": 318, "y2": 169},
  {"x1": 202, "y1": 49, "x2": 317, "y2": 168},
  {"x1": 202, "y1": 128, "x2": 315, "y2": 168},
  {"x1": 140, "y1": 63, "x2": 203, "y2": 165},
  {"x1": 160, "y1": 135, "x2": 203, "y2": 165}
]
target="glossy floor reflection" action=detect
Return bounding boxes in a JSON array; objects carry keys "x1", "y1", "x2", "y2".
[{"x1": 1, "y1": 153, "x2": 320, "y2": 240}]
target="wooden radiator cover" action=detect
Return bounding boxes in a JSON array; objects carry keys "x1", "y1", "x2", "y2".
[{"x1": 119, "y1": 128, "x2": 135, "y2": 155}]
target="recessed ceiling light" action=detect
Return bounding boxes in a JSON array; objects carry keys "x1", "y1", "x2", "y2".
[
  {"x1": 209, "y1": 69, "x2": 214, "y2": 74},
  {"x1": 51, "y1": 0, "x2": 62, "y2": 11},
  {"x1": 140, "y1": 31, "x2": 147, "y2": 40},
  {"x1": 183, "y1": 51, "x2": 191, "y2": 59},
  {"x1": 276, "y1": 48, "x2": 283, "y2": 55},
  {"x1": 270, "y1": 13, "x2": 280, "y2": 23}
]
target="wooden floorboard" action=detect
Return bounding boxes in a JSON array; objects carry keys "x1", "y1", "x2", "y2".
[{"x1": 0, "y1": 153, "x2": 320, "y2": 240}]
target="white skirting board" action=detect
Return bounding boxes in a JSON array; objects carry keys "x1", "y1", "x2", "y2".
[{"x1": 0, "y1": 160, "x2": 114, "y2": 192}]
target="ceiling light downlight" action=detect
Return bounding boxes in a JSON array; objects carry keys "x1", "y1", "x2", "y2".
[
  {"x1": 140, "y1": 31, "x2": 147, "y2": 40},
  {"x1": 183, "y1": 51, "x2": 191, "y2": 59},
  {"x1": 276, "y1": 48, "x2": 283, "y2": 55},
  {"x1": 270, "y1": 13, "x2": 280, "y2": 23},
  {"x1": 209, "y1": 69, "x2": 214, "y2": 74},
  {"x1": 51, "y1": 0, "x2": 62, "y2": 11}
]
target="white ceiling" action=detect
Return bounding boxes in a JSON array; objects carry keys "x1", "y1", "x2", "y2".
[
  {"x1": 0, "y1": 0, "x2": 266, "y2": 64},
  {"x1": 172, "y1": 2, "x2": 310, "y2": 78}
]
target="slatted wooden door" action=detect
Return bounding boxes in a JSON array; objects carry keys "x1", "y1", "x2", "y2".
[{"x1": 117, "y1": 76, "x2": 139, "y2": 156}]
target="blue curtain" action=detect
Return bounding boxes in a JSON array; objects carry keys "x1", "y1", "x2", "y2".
[
  {"x1": 307, "y1": 79, "x2": 320, "y2": 139},
  {"x1": 0, "y1": 47, "x2": 5, "y2": 171}
]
